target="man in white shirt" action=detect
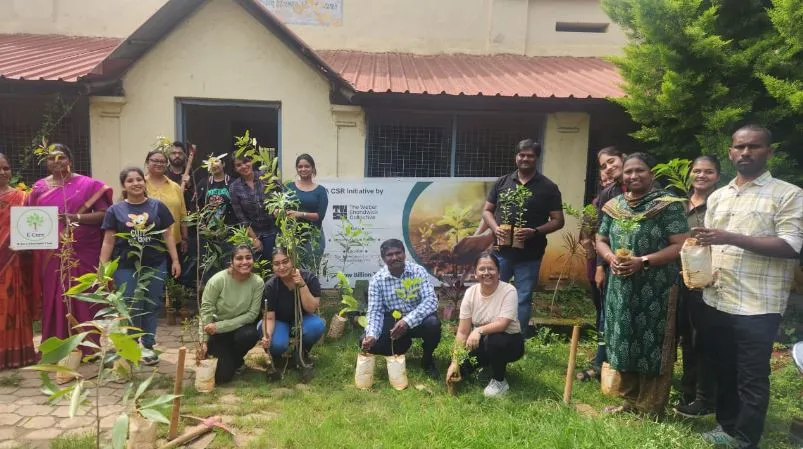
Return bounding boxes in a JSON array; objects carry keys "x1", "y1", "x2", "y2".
[{"x1": 694, "y1": 125, "x2": 803, "y2": 448}]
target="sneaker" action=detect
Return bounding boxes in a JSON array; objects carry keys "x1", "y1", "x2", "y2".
[
  {"x1": 674, "y1": 400, "x2": 715, "y2": 418},
  {"x1": 701, "y1": 426, "x2": 749, "y2": 448},
  {"x1": 423, "y1": 363, "x2": 440, "y2": 379},
  {"x1": 483, "y1": 379, "x2": 510, "y2": 398},
  {"x1": 141, "y1": 355, "x2": 159, "y2": 367}
]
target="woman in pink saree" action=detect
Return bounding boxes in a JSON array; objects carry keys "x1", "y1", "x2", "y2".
[{"x1": 26, "y1": 144, "x2": 113, "y2": 347}]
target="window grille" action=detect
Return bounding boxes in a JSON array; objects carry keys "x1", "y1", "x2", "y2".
[{"x1": 366, "y1": 111, "x2": 544, "y2": 178}]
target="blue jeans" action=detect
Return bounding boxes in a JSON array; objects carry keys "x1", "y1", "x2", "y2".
[
  {"x1": 257, "y1": 315, "x2": 326, "y2": 359},
  {"x1": 498, "y1": 257, "x2": 542, "y2": 338},
  {"x1": 113, "y1": 262, "x2": 167, "y2": 349}
]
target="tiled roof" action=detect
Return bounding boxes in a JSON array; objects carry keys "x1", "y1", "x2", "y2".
[
  {"x1": 319, "y1": 50, "x2": 624, "y2": 99},
  {"x1": 0, "y1": 34, "x2": 122, "y2": 82}
]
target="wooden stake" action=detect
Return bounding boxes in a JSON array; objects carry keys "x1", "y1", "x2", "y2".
[
  {"x1": 168, "y1": 346, "x2": 186, "y2": 440},
  {"x1": 159, "y1": 417, "x2": 221, "y2": 449},
  {"x1": 563, "y1": 325, "x2": 581, "y2": 404}
]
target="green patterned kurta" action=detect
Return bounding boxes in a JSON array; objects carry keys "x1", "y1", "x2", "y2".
[{"x1": 599, "y1": 191, "x2": 688, "y2": 375}]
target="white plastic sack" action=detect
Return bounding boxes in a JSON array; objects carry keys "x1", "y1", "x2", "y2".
[
  {"x1": 680, "y1": 238, "x2": 713, "y2": 289},
  {"x1": 328, "y1": 315, "x2": 348, "y2": 340},
  {"x1": 194, "y1": 358, "x2": 218, "y2": 393},
  {"x1": 355, "y1": 353, "x2": 375, "y2": 390},
  {"x1": 600, "y1": 362, "x2": 621, "y2": 397},
  {"x1": 386, "y1": 355, "x2": 409, "y2": 390}
]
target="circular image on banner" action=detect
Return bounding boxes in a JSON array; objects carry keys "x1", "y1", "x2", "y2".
[
  {"x1": 16, "y1": 208, "x2": 55, "y2": 242},
  {"x1": 403, "y1": 181, "x2": 495, "y2": 282}
]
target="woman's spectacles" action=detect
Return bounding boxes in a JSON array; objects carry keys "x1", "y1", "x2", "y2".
[{"x1": 148, "y1": 159, "x2": 167, "y2": 165}]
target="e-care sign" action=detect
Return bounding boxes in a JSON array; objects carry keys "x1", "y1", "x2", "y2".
[{"x1": 10, "y1": 206, "x2": 59, "y2": 250}]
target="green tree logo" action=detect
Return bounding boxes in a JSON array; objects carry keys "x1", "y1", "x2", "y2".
[{"x1": 26, "y1": 212, "x2": 44, "y2": 231}]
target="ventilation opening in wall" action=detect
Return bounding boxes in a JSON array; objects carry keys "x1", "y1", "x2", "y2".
[{"x1": 555, "y1": 22, "x2": 609, "y2": 33}]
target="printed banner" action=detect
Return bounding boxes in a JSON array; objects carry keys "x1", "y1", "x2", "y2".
[
  {"x1": 10, "y1": 206, "x2": 59, "y2": 250},
  {"x1": 258, "y1": 0, "x2": 343, "y2": 26},
  {"x1": 319, "y1": 179, "x2": 494, "y2": 287}
]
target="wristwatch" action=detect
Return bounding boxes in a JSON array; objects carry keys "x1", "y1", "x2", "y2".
[{"x1": 641, "y1": 256, "x2": 651, "y2": 271}]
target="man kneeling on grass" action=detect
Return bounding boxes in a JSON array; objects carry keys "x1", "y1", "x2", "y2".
[{"x1": 359, "y1": 239, "x2": 441, "y2": 378}]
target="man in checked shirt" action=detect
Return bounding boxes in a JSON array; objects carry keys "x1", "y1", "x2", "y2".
[
  {"x1": 693, "y1": 125, "x2": 803, "y2": 449},
  {"x1": 360, "y1": 239, "x2": 442, "y2": 378}
]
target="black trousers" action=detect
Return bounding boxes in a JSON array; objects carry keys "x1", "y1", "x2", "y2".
[
  {"x1": 677, "y1": 286, "x2": 717, "y2": 405},
  {"x1": 207, "y1": 324, "x2": 259, "y2": 385},
  {"x1": 699, "y1": 302, "x2": 781, "y2": 448},
  {"x1": 359, "y1": 313, "x2": 441, "y2": 365},
  {"x1": 462, "y1": 332, "x2": 525, "y2": 381}
]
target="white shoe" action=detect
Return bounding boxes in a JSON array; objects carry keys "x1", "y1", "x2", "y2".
[{"x1": 483, "y1": 379, "x2": 509, "y2": 397}]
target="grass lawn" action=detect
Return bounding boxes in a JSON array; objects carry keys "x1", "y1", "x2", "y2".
[{"x1": 166, "y1": 318, "x2": 800, "y2": 448}]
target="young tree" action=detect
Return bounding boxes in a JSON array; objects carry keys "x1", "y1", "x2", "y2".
[{"x1": 602, "y1": 0, "x2": 803, "y2": 185}]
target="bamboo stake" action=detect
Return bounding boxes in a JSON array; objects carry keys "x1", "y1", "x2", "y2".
[
  {"x1": 167, "y1": 347, "x2": 187, "y2": 440},
  {"x1": 563, "y1": 325, "x2": 581, "y2": 404}
]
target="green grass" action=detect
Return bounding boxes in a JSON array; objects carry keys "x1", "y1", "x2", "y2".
[
  {"x1": 0, "y1": 371, "x2": 22, "y2": 387},
  {"x1": 168, "y1": 318, "x2": 800, "y2": 449},
  {"x1": 49, "y1": 433, "x2": 95, "y2": 449}
]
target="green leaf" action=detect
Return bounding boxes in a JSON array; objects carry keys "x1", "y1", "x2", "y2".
[
  {"x1": 39, "y1": 333, "x2": 89, "y2": 364},
  {"x1": 357, "y1": 315, "x2": 368, "y2": 328},
  {"x1": 392, "y1": 310, "x2": 402, "y2": 320},
  {"x1": 133, "y1": 372, "x2": 155, "y2": 402},
  {"x1": 21, "y1": 364, "x2": 80, "y2": 377},
  {"x1": 69, "y1": 380, "x2": 83, "y2": 418},
  {"x1": 139, "y1": 394, "x2": 181, "y2": 410},
  {"x1": 109, "y1": 333, "x2": 142, "y2": 365},
  {"x1": 138, "y1": 407, "x2": 170, "y2": 424},
  {"x1": 112, "y1": 413, "x2": 129, "y2": 449}
]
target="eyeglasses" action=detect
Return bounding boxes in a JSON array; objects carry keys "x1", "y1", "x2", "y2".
[{"x1": 148, "y1": 159, "x2": 167, "y2": 165}]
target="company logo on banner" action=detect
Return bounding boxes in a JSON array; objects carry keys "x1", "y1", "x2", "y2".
[
  {"x1": 10, "y1": 206, "x2": 59, "y2": 250},
  {"x1": 320, "y1": 180, "x2": 494, "y2": 288},
  {"x1": 258, "y1": 0, "x2": 343, "y2": 26}
]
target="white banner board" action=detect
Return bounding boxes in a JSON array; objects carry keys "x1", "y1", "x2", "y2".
[
  {"x1": 10, "y1": 206, "x2": 59, "y2": 250},
  {"x1": 319, "y1": 179, "x2": 494, "y2": 287}
]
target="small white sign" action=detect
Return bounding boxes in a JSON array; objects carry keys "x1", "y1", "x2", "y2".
[{"x1": 10, "y1": 206, "x2": 59, "y2": 250}]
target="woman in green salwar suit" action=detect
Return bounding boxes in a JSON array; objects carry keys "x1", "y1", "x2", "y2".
[{"x1": 596, "y1": 153, "x2": 689, "y2": 414}]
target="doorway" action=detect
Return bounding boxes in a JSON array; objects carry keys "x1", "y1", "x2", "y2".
[{"x1": 176, "y1": 98, "x2": 280, "y2": 177}]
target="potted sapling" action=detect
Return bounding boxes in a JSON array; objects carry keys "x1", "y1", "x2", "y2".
[
  {"x1": 511, "y1": 185, "x2": 533, "y2": 249},
  {"x1": 329, "y1": 273, "x2": 364, "y2": 339},
  {"x1": 385, "y1": 309, "x2": 408, "y2": 390},
  {"x1": 496, "y1": 189, "x2": 515, "y2": 247},
  {"x1": 446, "y1": 343, "x2": 476, "y2": 395},
  {"x1": 614, "y1": 216, "x2": 642, "y2": 263},
  {"x1": 183, "y1": 317, "x2": 217, "y2": 393}
]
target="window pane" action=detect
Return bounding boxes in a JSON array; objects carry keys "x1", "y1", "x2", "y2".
[
  {"x1": 366, "y1": 113, "x2": 451, "y2": 177},
  {"x1": 454, "y1": 114, "x2": 543, "y2": 178}
]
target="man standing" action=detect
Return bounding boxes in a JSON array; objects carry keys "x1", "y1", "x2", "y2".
[
  {"x1": 166, "y1": 141, "x2": 198, "y2": 286},
  {"x1": 483, "y1": 139, "x2": 564, "y2": 337},
  {"x1": 694, "y1": 125, "x2": 803, "y2": 448},
  {"x1": 360, "y1": 239, "x2": 441, "y2": 378}
]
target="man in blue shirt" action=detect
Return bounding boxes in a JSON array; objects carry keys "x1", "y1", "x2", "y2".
[{"x1": 360, "y1": 239, "x2": 441, "y2": 378}]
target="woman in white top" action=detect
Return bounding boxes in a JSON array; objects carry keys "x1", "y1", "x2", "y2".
[{"x1": 447, "y1": 252, "x2": 525, "y2": 397}]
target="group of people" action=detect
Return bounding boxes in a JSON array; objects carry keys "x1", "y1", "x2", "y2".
[
  {"x1": 0, "y1": 141, "x2": 329, "y2": 369},
  {"x1": 0, "y1": 124, "x2": 800, "y2": 448},
  {"x1": 575, "y1": 125, "x2": 801, "y2": 449}
]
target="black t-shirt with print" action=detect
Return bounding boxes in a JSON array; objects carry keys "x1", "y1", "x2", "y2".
[
  {"x1": 263, "y1": 270, "x2": 321, "y2": 324},
  {"x1": 199, "y1": 178, "x2": 234, "y2": 225},
  {"x1": 101, "y1": 198, "x2": 175, "y2": 268},
  {"x1": 487, "y1": 170, "x2": 563, "y2": 261}
]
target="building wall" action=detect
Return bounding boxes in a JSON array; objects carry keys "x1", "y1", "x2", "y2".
[
  {"x1": 88, "y1": 0, "x2": 362, "y2": 191},
  {"x1": 540, "y1": 112, "x2": 591, "y2": 284},
  {"x1": 0, "y1": 0, "x2": 625, "y2": 57}
]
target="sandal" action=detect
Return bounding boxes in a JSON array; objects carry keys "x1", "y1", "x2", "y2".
[{"x1": 576, "y1": 368, "x2": 599, "y2": 382}]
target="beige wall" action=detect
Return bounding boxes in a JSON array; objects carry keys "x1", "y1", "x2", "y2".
[
  {"x1": 89, "y1": 0, "x2": 362, "y2": 191},
  {"x1": 1, "y1": 0, "x2": 624, "y2": 57},
  {"x1": 0, "y1": 0, "x2": 166, "y2": 37},
  {"x1": 540, "y1": 112, "x2": 590, "y2": 284}
]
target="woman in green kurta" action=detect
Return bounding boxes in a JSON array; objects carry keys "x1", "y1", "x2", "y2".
[{"x1": 596, "y1": 153, "x2": 689, "y2": 414}]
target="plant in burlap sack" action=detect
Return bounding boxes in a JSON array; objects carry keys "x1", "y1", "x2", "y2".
[
  {"x1": 496, "y1": 188, "x2": 516, "y2": 246},
  {"x1": 24, "y1": 227, "x2": 179, "y2": 449},
  {"x1": 510, "y1": 185, "x2": 533, "y2": 249}
]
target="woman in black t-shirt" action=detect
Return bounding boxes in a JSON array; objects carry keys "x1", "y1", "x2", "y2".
[
  {"x1": 99, "y1": 167, "x2": 181, "y2": 366},
  {"x1": 257, "y1": 248, "x2": 325, "y2": 382}
]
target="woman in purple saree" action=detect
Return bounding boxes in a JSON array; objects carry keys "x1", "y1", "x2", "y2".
[{"x1": 26, "y1": 144, "x2": 113, "y2": 348}]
